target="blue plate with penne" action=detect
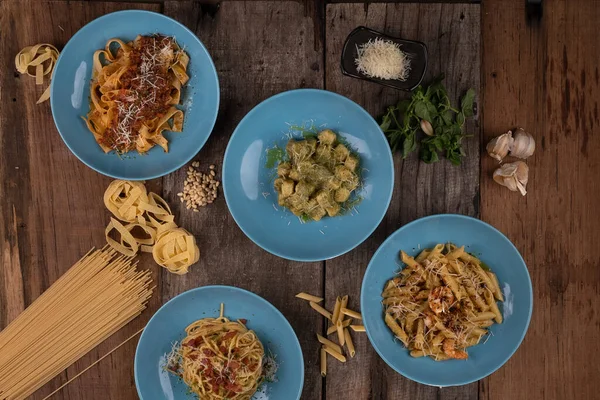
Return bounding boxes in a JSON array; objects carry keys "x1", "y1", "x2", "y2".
[{"x1": 361, "y1": 214, "x2": 533, "y2": 386}]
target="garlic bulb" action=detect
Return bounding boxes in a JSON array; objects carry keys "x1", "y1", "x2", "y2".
[
  {"x1": 420, "y1": 119, "x2": 434, "y2": 136},
  {"x1": 510, "y1": 128, "x2": 535, "y2": 159},
  {"x1": 493, "y1": 161, "x2": 529, "y2": 196},
  {"x1": 486, "y1": 131, "x2": 514, "y2": 162}
]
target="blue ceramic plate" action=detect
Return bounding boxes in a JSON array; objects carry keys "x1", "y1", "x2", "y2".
[
  {"x1": 361, "y1": 214, "x2": 533, "y2": 386},
  {"x1": 135, "y1": 286, "x2": 304, "y2": 399},
  {"x1": 222, "y1": 89, "x2": 394, "y2": 261},
  {"x1": 50, "y1": 10, "x2": 219, "y2": 180}
]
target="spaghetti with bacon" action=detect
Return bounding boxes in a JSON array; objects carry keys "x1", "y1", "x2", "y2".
[
  {"x1": 166, "y1": 305, "x2": 265, "y2": 399},
  {"x1": 84, "y1": 35, "x2": 189, "y2": 154}
]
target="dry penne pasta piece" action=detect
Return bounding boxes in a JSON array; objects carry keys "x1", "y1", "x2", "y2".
[
  {"x1": 327, "y1": 319, "x2": 350, "y2": 335},
  {"x1": 341, "y1": 307, "x2": 362, "y2": 320},
  {"x1": 310, "y1": 301, "x2": 332, "y2": 320},
  {"x1": 320, "y1": 347, "x2": 327, "y2": 377},
  {"x1": 339, "y1": 295, "x2": 349, "y2": 320},
  {"x1": 344, "y1": 328, "x2": 355, "y2": 358},
  {"x1": 331, "y1": 296, "x2": 342, "y2": 324},
  {"x1": 350, "y1": 324, "x2": 365, "y2": 332},
  {"x1": 487, "y1": 271, "x2": 504, "y2": 301},
  {"x1": 317, "y1": 334, "x2": 342, "y2": 354},
  {"x1": 296, "y1": 292, "x2": 323, "y2": 303},
  {"x1": 323, "y1": 345, "x2": 346, "y2": 362},
  {"x1": 336, "y1": 319, "x2": 345, "y2": 346}
]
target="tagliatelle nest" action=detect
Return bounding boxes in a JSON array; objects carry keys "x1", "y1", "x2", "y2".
[{"x1": 103, "y1": 179, "x2": 200, "y2": 274}]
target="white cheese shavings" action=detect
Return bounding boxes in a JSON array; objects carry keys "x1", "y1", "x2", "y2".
[{"x1": 354, "y1": 38, "x2": 410, "y2": 81}]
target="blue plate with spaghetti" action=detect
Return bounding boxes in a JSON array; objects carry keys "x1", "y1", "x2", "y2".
[
  {"x1": 361, "y1": 214, "x2": 533, "y2": 386},
  {"x1": 222, "y1": 89, "x2": 394, "y2": 262},
  {"x1": 134, "y1": 285, "x2": 304, "y2": 399},
  {"x1": 50, "y1": 10, "x2": 219, "y2": 180}
]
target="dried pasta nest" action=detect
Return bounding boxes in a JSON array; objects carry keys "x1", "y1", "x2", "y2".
[{"x1": 103, "y1": 180, "x2": 200, "y2": 274}]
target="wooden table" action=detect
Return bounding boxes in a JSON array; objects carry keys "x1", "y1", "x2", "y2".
[{"x1": 0, "y1": 0, "x2": 597, "y2": 399}]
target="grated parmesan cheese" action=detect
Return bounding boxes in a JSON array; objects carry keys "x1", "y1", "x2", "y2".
[{"x1": 354, "y1": 38, "x2": 410, "y2": 81}]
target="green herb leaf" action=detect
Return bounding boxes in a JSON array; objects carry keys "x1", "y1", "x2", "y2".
[
  {"x1": 461, "y1": 88, "x2": 476, "y2": 118},
  {"x1": 402, "y1": 132, "x2": 416, "y2": 158},
  {"x1": 456, "y1": 112, "x2": 465, "y2": 127},
  {"x1": 265, "y1": 147, "x2": 286, "y2": 169},
  {"x1": 414, "y1": 101, "x2": 431, "y2": 122},
  {"x1": 380, "y1": 113, "x2": 392, "y2": 132},
  {"x1": 379, "y1": 75, "x2": 474, "y2": 165}
]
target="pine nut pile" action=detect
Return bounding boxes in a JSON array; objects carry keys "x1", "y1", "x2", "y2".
[{"x1": 177, "y1": 162, "x2": 220, "y2": 211}]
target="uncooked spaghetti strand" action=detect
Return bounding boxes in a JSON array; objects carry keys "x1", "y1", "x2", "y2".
[
  {"x1": 0, "y1": 248, "x2": 152, "y2": 400},
  {"x1": 40, "y1": 328, "x2": 145, "y2": 400}
]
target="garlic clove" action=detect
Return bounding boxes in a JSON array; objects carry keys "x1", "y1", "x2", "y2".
[
  {"x1": 420, "y1": 119, "x2": 434, "y2": 136},
  {"x1": 486, "y1": 131, "x2": 514, "y2": 162},
  {"x1": 493, "y1": 161, "x2": 529, "y2": 196},
  {"x1": 509, "y1": 128, "x2": 535, "y2": 159}
]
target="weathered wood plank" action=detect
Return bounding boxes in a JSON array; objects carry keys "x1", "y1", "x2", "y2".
[
  {"x1": 162, "y1": 2, "x2": 324, "y2": 399},
  {"x1": 0, "y1": 2, "x2": 163, "y2": 400},
  {"x1": 480, "y1": 0, "x2": 600, "y2": 399},
  {"x1": 324, "y1": 3, "x2": 480, "y2": 399}
]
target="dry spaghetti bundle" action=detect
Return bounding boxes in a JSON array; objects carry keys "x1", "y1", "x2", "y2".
[{"x1": 0, "y1": 248, "x2": 153, "y2": 400}]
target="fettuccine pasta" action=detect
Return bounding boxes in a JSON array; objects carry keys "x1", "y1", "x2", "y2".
[
  {"x1": 84, "y1": 35, "x2": 189, "y2": 154},
  {"x1": 166, "y1": 305, "x2": 265, "y2": 399},
  {"x1": 103, "y1": 179, "x2": 199, "y2": 273},
  {"x1": 14, "y1": 43, "x2": 59, "y2": 103}
]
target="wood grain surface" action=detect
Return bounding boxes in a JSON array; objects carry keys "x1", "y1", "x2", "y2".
[
  {"x1": 324, "y1": 3, "x2": 480, "y2": 399},
  {"x1": 480, "y1": 0, "x2": 600, "y2": 400},
  {"x1": 0, "y1": 0, "x2": 598, "y2": 399},
  {"x1": 161, "y1": 2, "x2": 325, "y2": 399},
  {"x1": 0, "y1": 2, "x2": 163, "y2": 400}
]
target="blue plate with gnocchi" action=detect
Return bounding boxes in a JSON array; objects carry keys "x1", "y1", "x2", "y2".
[
  {"x1": 361, "y1": 214, "x2": 533, "y2": 386},
  {"x1": 222, "y1": 89, "x2": 394, "y2": 261}
]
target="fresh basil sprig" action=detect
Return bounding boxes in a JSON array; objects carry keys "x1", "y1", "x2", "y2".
[{"x1": 380, "y1": 75, "x2": 475, "y2": 165}]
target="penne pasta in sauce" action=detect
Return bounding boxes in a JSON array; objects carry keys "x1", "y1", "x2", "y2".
[{"x1": 382, "y1": 243, "x2": 505, "y2": 361}]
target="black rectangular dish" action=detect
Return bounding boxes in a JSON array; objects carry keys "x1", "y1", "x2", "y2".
[{"x1": 341, "y1": 26, "x2": 428, "y2": 91}]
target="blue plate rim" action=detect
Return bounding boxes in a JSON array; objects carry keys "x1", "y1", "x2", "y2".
[
  {"x1": 222, "y1": 88, "x2": 395, "y2": 262},
  {"x1": 134, "y1": 285, "x2": 305, "y2": 399},
  {"x1": 360, "y1": 213, "x2": 534, "y2": 386},
  {"x1": 50, "y1": 9, "x2": 220, "y2": 181}
]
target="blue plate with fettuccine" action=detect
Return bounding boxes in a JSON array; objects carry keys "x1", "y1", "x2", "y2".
[{"x1": 50, "y1": 10, "x2": 219, "y2": 180}]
